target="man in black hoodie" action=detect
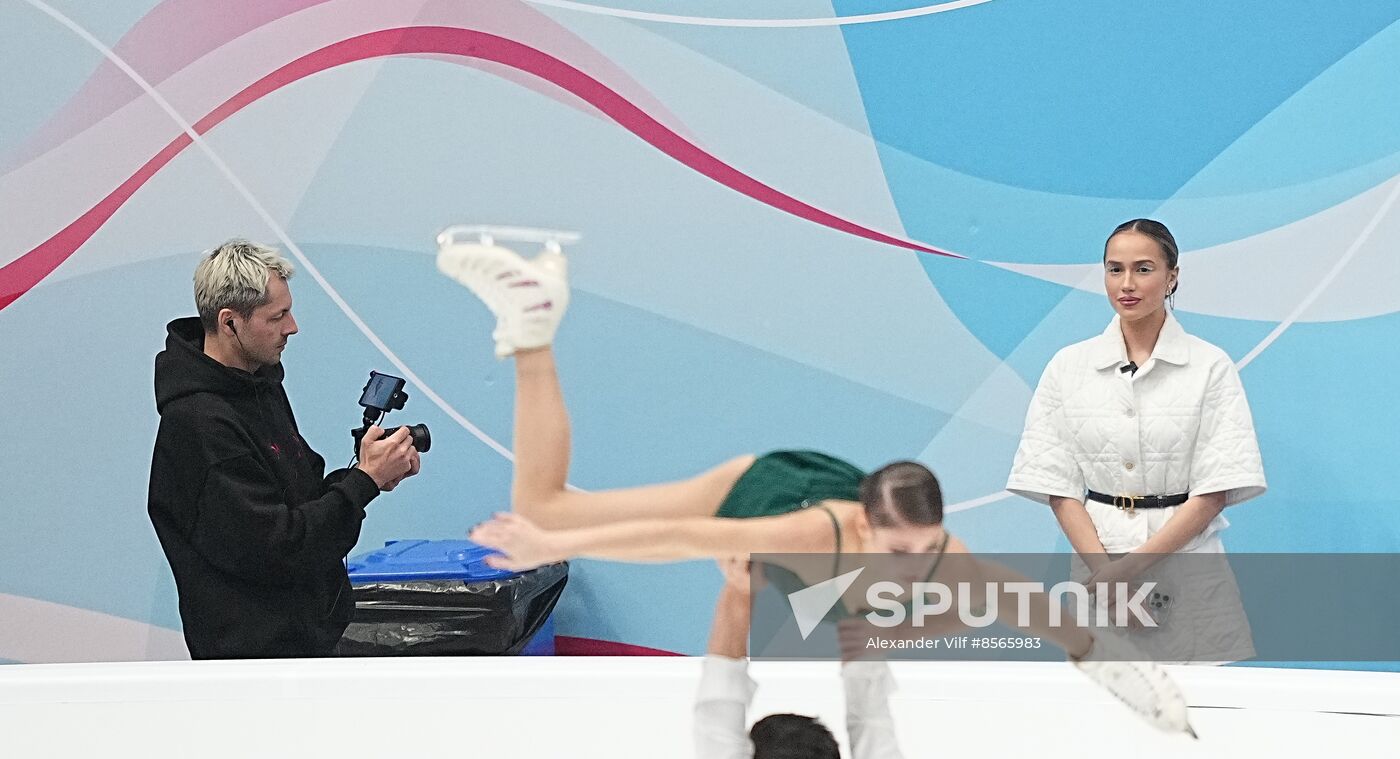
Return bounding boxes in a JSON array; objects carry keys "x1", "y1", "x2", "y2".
[{"x1": 149, "y1": 239, "x2": 419, "y2": 659}]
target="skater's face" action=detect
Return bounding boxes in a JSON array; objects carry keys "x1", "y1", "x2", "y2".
[
  {"x1": 867, "y1": 523, "x2": 945, "y2": 555},
  {"x1": 865, "y1": 524, "x2": 947, "y2": 586}
]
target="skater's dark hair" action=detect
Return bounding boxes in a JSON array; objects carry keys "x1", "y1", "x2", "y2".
[
  {"x1": 751, "y1": 713, "x2": 840, "y2": 759},
  {"x1": 860, "y1": 461, "x2": 943, "y2": 527}
]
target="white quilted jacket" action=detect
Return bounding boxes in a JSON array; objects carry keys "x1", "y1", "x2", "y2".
[{"x1": 1006, "y1": 314, "x2": 1266, "y2": 551}]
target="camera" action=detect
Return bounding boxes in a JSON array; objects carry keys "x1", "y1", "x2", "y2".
[{"x1": 351, "y1": 371, "x2": 430, "y2": 455}]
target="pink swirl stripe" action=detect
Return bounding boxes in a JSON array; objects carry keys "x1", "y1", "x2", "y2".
[{"x1": 0, "y1": 25, "x2": 958, "y2": 311}]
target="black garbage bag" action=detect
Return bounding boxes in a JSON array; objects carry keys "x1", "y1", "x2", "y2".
[{"x1": 338, "y1": 540, "x2": 568, "y2": 656}]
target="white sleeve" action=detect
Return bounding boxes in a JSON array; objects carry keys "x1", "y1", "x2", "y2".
[
  {"x1": 1007, "y1": 356, "x2": 1086, "y2": 504},
  {"x1": 843, "y1": 661, "x2": 904, "y2": 759},
  {"x1": 1189, "y1": 359, "x2": 1266, "y2": 505},
  {"x1": 694, "y1": 655, "x2": 756, "y2": 759}
]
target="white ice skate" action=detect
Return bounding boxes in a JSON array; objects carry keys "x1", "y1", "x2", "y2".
[
  {"x1": 436, "y1": 225, "x2": 575, "y2": 358},
  {"x1": 1073, "y1": 629, "x2": 1197, "y2": 737}
]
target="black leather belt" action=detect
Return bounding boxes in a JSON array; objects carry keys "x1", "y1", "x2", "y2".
[{"x1": 1085, "y1": 490, "x2": 1189, "y2": 511}]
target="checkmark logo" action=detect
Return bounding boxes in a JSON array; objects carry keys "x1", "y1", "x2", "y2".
[{"x1": 788, "y1": 567, "x2": 865, "y2": 640}]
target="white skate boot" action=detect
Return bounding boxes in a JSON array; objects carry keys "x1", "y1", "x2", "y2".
[{"x1": 436, "y1": 226, "x2": 574, "y2": 358}]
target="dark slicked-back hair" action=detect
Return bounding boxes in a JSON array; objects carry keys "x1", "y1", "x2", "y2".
[{"x1": 859, "y1": 461, "x2": 943, "y2": 528}]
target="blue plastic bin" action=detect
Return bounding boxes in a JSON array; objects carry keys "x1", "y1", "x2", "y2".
[{"x1": 341, "y1": 539, "x2": 566, "y2": 656}]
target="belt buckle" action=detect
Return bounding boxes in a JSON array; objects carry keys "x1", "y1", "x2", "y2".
[{"x1": 1114, "y1": 494, "x2": 1138, "y2": 514}]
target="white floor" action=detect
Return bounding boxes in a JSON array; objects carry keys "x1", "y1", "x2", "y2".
[{"x1": 1, "y1": 657, "x2": 1397, "y2": 757}]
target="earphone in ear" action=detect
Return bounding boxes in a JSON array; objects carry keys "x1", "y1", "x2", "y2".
[{"x1": 226, "y1": 319, "x2": 237, "y2": 335}]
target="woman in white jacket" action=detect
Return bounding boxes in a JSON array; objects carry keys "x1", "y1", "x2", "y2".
[{"x1": 1007, "y1": 219, "x2": 1266, "y2": 663}]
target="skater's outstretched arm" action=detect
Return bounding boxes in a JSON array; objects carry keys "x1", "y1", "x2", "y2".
[{"x1": 472, "y1": 509, "x2": 836, "y2": 571}]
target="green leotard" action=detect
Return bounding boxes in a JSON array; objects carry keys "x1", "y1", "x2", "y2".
[{"x1": 715, "y1": 450, "x2": 865, "y2": 519}]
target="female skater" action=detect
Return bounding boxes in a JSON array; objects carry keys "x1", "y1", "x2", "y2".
[{"x1": 436, "y1": 233, "x2": 1195, "y2": 735}]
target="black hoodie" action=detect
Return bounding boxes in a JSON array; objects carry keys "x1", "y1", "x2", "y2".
[{"x1": 148, "y1": 317, "x2": 379, "y2": 659}]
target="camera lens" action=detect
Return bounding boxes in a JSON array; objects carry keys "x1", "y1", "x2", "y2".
[{"x1": 405, "y1": 423, "x2": 431, "y2": 453}]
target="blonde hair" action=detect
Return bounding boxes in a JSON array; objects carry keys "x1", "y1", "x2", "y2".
[{"x1": 193, "y1": 239, "x2": 295, "y2": 332}]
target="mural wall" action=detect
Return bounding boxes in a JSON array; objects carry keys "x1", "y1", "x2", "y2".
[{"x1": 2, "y1": 0, "x2": 1397, "y2": 664}]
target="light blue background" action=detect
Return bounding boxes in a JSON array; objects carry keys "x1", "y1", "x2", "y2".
[{"x1": 1, "y1": 0, "x2": 1397, "y2": 666}]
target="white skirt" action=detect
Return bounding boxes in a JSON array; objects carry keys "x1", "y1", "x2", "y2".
[{"x1": 1077, "y1": 501, "x2": 1255, "y2": 665}]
